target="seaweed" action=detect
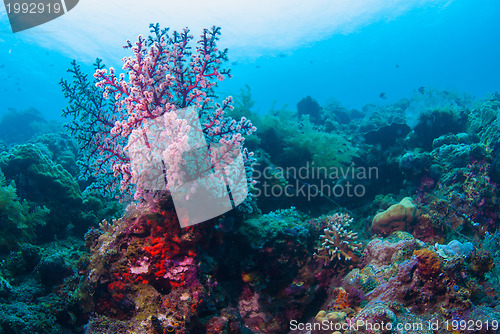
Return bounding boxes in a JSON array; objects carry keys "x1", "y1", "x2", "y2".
[{"x1": 0, "y1": 169, "x2": 49, "y2": 253}]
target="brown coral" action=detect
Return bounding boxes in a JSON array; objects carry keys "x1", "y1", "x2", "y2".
[
  {"x1": 372, "y1": 197, "x2": 420, "y2": 236},
  {"x1": 414, "y1": 248, "x2": 441, "y2": 279}
]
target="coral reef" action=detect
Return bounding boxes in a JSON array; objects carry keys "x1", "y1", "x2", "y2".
[
  {"x1": 78, "y1": 197, "x2": 325, "y2": 334},
  {"x1": 0, "y1": 239, "x2": 87, "y2": 334},
  {"x1": 297, "y1": 95, "x2": 322, "y2": 124},
  {"x1": 363, "y1": 123, "x2": 411, "y2": 148},
  {"x1": 305, "y1": 231, "x2": 498, "y2": 334},
  {"x1": 32, "y1": 132, "x2": 80, "y2": 177},
  {"x1": 4, "y1": 15, "x2": 500, "y2": 333},
  {"x1": 59, "y1": 89, "x2": 500, "y2": 334},
  {"x1": 0, "y1": 144, "x2": 81, "y2": 205}
]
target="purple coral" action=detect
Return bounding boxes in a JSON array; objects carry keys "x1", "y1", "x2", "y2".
[{"x1": 163, "y1": 256, "x2": 198, "y2": 286}]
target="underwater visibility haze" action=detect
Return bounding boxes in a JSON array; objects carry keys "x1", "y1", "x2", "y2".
[{"x1": 0, "y1": 0, "x2": 500, "y2": 333}]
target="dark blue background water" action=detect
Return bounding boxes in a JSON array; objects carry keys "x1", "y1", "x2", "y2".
[{"x1": 0, "y1": 0, "x2": 499, "y2": 118}]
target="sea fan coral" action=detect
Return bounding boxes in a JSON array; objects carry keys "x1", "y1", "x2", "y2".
[
  {"x1": 314, "y1": 213, "x2": 362, "y2": 265},
  {"x1": 60, "y1": 24, "x2": 256, "y2": 203}
]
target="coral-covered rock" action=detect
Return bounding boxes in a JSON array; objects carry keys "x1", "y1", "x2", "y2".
[
  {"x1": 432, "y1": 143, "x2": 473, "y2": 168},
  {"x1": 239, "y1": 207, "x2": 310, "y2": 249},
  {"x1": 352, "y1": 301, "x2": 397, "y2": 332},
  {"x1": 206, "y1": 308, "x2": 244, "y2": 334},
  {"x1": 348, "y1": 233, "x2": 483, "y2": 322},
  {"x1": 411, "y1": 106, "x2": 467, "y2": 151},
  {"x1": 78, "y1": 193, "x2": 330, "y2": 334},
  {"x1": 469, "y1": 249, "x2": 494, "y2": 279},
  {"x1": 364, "y1": 123, "x2": 411, "y2": 149},
  {"x1": 80, "y1": 195, "x2": 206, "y2": 333},
  {"x1": 297, "y1": 95, "x2": 322, "y2": 124},
  {"x1": 364, "y1": 233, "x2": 419, "y2": 270},
  {"x1": 235, "y1": 238, "x2": 320, "y2": 333},
  {"x1": 32, "y1": 132, "x2": 80, "y2": 177}
]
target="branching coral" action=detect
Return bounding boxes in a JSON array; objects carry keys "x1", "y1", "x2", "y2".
[
  {"x1": 60, "y1": 24, "x2": 256, "y2": 205},
  {"x1": 314, "y1": 213, "x2": 361, "y2": 264},
  {"x1": 99, "y1": 218, "x2": 123, "y2": 234}
]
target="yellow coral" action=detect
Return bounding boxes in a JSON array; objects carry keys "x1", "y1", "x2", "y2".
[{"x1": 372, "y1": 197, "x2": 420, "y2": 235}]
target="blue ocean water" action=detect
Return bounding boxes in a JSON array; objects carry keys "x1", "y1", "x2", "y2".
[
  {"x1": 224, "y1": 0, "x2": 500, "y2": 111},
  {"x1": 0, "y1": 0, "x2": 499, "y2": 118}
]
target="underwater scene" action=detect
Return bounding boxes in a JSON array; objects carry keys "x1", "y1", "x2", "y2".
[{"x1": 1, "y1": 0, "x2": 500, "y2": 333}]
